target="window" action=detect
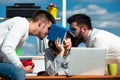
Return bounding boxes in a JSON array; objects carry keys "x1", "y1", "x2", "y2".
[{"x1": 20, "y1": 36, "x2": 38, "y2": 56}]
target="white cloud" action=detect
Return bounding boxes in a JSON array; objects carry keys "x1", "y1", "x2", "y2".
[
  {"x1": 67, "y1": 4, "x2": 107, "y2": 16},
  {"x1": 66, "y1": 4, "x2": 120, "y2": 28},
  {"x1": 86, "y1": 5, "x2": 107, "y2": 15},
  {"x1": 92, "y1": 21, "x2": 120, "y2": 28}
]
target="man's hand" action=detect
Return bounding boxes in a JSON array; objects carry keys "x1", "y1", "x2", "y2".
[{"x1": 21, "y1": 65, "x2": 34, "y2": 73}]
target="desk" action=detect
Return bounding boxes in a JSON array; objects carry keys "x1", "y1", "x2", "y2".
[{"x1": 0, "y1": 75, "x2": 120, "y2": 80}]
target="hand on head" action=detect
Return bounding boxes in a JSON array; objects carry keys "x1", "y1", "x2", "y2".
[{"x1": 55, "y1": 38, "x2": 65, "y2": 57}]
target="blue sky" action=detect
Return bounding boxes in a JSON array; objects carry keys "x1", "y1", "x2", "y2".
[{"x1": 0, "y1": 0, "x2": 120, "y2": 55}]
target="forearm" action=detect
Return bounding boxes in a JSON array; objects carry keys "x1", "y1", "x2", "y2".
[{"x1": 1, "y1": 46, "x2": 22, "y2": 67}]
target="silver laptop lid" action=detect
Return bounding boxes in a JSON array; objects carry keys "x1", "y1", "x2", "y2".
[{"x1": 68, "y1": 47, "x2": 107, "y2": 75}]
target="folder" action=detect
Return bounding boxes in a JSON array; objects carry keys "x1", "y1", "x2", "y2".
[{"x1": 47, "y1": 24, "x2": 67, "y2": 44}]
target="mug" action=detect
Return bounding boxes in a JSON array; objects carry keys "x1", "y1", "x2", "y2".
[{"x1": 107, "y1": 63, "x2": 117, "y2": 75}]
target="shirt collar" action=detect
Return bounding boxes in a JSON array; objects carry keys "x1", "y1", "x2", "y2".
[{"x1": 86, "y1": 29, "x2": 92, "y2": 43}]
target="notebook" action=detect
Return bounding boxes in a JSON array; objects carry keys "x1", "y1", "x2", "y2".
[
  {"x1": 68, "y1": 47, "x2": 107, "y2": 75},
  {"x1": 47, "y1": 24, "x2": 67, "y2": 44}
]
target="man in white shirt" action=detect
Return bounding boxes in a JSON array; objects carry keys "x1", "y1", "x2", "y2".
[
  {"x1": 0, "y1": 10, "x2": 55, "y2": 80},
  {"x1": 67, "y1": 14, "x2": 120, "y2": 75}
]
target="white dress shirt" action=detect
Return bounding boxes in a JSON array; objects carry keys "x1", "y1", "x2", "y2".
[{"x1": 86, "y1": 28, "x2": 120, "y2": 74}]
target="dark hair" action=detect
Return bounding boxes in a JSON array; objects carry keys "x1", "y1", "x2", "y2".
[
  {"x1": 67, "y1": 14, "x2": 92, "y2": 30},
  {"x1": 31, "y1": 10, "x2": 56, "y2": 24},
  {"x1": 48, "y1": 40, "x2": 58, "y2": 52},
  {"x1": 66, "y1": 31, "x2": 78, "y2": 47}
]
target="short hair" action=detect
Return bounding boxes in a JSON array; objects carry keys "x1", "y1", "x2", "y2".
[
  {"x1": 67, "y1": 14, "x2": 92, "y2": 30},
  {"x1": 31, "y1": 10, "x2": 56, "y2": 24}
]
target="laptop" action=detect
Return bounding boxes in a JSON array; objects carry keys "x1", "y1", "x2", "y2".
[{"x1": 68, "y1": 47, "x2": 107, "y2": 75}]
